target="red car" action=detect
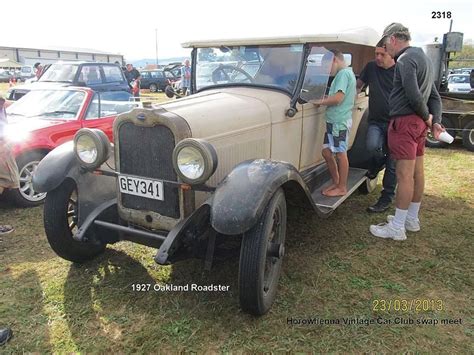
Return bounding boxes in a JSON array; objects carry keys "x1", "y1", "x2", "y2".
[{"x1": 4, "y1": 86, "x2": 137, "y2": 207}]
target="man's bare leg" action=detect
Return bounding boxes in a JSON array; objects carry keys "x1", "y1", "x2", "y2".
[{"x1": 322, "y1": 147, "x2": 339, "y2": 194}]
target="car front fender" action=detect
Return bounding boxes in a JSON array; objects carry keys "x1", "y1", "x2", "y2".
[
  {"x1": 210, "y1": 159, "x2": 312, "y2": 235},
  {"x1": 32, "y1": 141, "x2": 78, "y2": 193}
]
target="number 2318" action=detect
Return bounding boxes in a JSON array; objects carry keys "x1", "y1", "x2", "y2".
[{"x1": 432, "y1": 11, "x2": 451, "y2": 19}]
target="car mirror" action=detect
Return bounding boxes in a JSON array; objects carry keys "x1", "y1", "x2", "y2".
[{"x1": 76, "y1": 81, "x2": 87, "y2": 87}]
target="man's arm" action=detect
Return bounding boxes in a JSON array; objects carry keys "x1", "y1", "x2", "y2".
[
  {"x1": 427, "y1": 83, "x2": 442, "y2": 125},
  {"x1": 398, "y1": 58, "x2": 430, "y2": 120},
  {"x1": 356, "y1": 78, "x2": 366, "y2": 93}
]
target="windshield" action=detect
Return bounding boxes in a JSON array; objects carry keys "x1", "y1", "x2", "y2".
[
  {"x1": 7, "y1": 90, "x2": 85, "y2": 119},
  {"x1": 448, "y1": 75, "x2": 469, "y2": 84},
  {"x1": 195, "y1": 44, "x2": 304, "y2": 93},
  {"x1": 39, "y1": 64, "x2": 79, "y2": 82}
]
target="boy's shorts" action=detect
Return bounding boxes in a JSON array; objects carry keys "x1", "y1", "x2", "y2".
[
  {"x1": 388, "y1": 114, "x2": 428, "y2": 160},
  {"x1": 323, "y1": 120, "x2": 352, "y2": 153}
]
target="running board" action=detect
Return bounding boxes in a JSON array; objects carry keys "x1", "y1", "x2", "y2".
[{"x1": 312, "y1": 168, "x2": 367, "y2": 211}]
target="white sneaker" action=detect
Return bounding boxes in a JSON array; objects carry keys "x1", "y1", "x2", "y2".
[
  {"x1": 387, "y1": 215, "x2": 420, "y2": 232},
  {"x1": 369, "y1": 222, "x2": 407, "y2": 241}
]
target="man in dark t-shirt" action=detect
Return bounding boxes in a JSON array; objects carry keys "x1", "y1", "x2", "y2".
[
  {"x1": 126, "y1": 64, "x2": 141, "y2": 100},
  {"x1": 357, "y1": 40, "x2": 396, "y2": 213}
]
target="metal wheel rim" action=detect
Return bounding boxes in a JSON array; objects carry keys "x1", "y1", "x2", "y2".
[
  {"x1": 150, "y1": 84, "x2": 157, "y2": 92},
  {"x1": 18, "y1": 160, "x2": 47, "y2": 202},
  {"x1": 67, "y1": 189, "x2": 78, "y2": 234},
  {"x1": 426, "y1": 130, "x2": 438, "y2": 144},
  {"x1": 469, "y1": 130, "x2": 474, "y2": 144},
  {"x1": 263, "y1": 205, "x2": 283, "y2": 295}
]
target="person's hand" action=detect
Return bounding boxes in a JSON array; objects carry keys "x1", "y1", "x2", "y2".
[
  {"x1": 425, "y1": 114, "x2": 433, "y2": 128},
  {"x1": 311, "y1": 98, "x2": 323, "y2": 107},
  {"x1": 431, "y1": 122, "x2": 445, "y2": 140}
]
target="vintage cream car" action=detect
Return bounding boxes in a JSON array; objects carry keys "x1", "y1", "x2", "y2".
[{"x1": 34, "y1": 28, "x2": 379, "y2": 315}]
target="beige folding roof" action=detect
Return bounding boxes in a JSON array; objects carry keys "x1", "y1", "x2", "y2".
[{"x1": 182, "y1": 27, "x2": 379, "y2": 48}]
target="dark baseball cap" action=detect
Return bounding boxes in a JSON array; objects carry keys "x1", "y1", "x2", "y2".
[{"x1": 381, "y1": 22, "x2": 411, "y2": 41}]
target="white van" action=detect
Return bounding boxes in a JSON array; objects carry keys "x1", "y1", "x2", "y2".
[{"x1": 19, "y1": 65, "x2": 35, "y2": 80}]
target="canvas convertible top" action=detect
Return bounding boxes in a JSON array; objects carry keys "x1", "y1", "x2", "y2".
[{"x1": 182, "y1": 27, "x2": 379, "y2": 48}]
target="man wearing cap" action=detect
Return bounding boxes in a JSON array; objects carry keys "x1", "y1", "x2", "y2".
[{"x1": 369, "y1": 23, "x2": 444, "y2": 241}]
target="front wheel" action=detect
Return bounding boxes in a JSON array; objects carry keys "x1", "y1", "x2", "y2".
[
  {"x1": 239, "y1": 188, "x2": 287, "y2": 315},
  {"x1": 44, "y1": 179, "x2": 105, "y2": 263}
]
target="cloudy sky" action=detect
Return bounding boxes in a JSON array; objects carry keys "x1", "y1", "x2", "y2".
[{"x1": 2, "y1": 0, "x2": 473, "y2": 61}]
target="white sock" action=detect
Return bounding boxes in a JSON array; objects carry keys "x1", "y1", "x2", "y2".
[
  {"x1": 407, "y1": 202, "x2": 421, "y2": 220},
  {"x1": 392, "y1": 208, "x2": 408, "y2": 229}
]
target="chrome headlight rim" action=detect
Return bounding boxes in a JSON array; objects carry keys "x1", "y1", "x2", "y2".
[
  {"x1": 73, "y1": 128, "x2": 110, "y2": 170},
  {"x1": 172, "y1": 138, "x2": 218, "y2": 185}
]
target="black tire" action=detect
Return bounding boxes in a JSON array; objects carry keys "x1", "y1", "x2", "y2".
[
  {"x1": 426, "y1": 116, "x2": 456, "y2": 148},
  {"x1": 358, "y1": 174, "x2": 379, "y2": 194},
  {"x1": 44, "y1": 179, "x2": 105, "y2": 263},
  {"x1": 462, "y1": 120, "x2": 474, "y2": 152},
  {"x1": 149, "y1": 83, "x2": 158, "y2": 93},
  {"x1": 6, "y1": 151, "x2": 47, "y2": 207},
  {"x1": 239, "y1": 188, "x2": 287, "y2": 315}
]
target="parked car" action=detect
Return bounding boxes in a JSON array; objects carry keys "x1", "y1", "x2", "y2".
[
  {"x1": 446, "y1": 74, "x2": 472, "y2": 93},
  {"x1": 6, "y1": 62, "x2": 130, "y2": 101},
  {"x1": 4, "y1": 87, "x2": 138, "y2": 207},
  {"x1": 34, "y1": 28, "x2": 379, "y2": 315},
  {"x1": 0, "y1": 69, "x2": 12, "y2": 83},
  {"x1": 140, "y1": 69, "x2": 177, "y2": 92}
]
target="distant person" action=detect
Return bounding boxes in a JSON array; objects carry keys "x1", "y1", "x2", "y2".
[
  {"x1": 181, "y1": 59, "x2": 191, "y2": 95},
  {"x1": 369, "y1": 23, "x2": 444, "y2": 241},
  {"x1": 311, "y1": 49, "x2": 356, "y2": 197},
  {"x1": 356, "y1": 39, "x2": 396, "y2": 213},
  {"x1": 0, "y1": 96, "x2": 19, "y2": 236},
  {"x1": 126, "y1": 64, "x2": 141, "y2": 100},
  {"x1": 33, "y1": 62, "x2": 43, "y2": 79}
]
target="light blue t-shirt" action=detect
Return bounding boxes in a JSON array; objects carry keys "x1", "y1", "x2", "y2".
[{"x1": 325, "y1": 67, "x2": 356, "y2": 134}]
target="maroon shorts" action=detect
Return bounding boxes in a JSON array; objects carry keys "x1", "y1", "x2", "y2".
[{"x1": 388, "y1": 114, "x2": 428, "y2": 160}]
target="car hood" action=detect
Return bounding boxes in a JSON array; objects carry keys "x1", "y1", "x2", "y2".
[
  {"x1": 5, "y1": 115, "x2": 67, "y2": 133},
  {"x1": 159, "y1": 87, "x2": 290, "y2": 139}
]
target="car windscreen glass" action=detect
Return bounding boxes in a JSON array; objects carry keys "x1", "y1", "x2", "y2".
[
  {"x1": 7, "y1": 90, "x2": 85, "y2": 119},
  {"x1": 300, "y1": 46, "x2": 334, "y2": 102},
  {"x1": 195, "y1": 44, "x2": 304, "y2": 93},
  {"x1": 448, "y1": 75, "x2": 469, "y2": 83},
  {"x1": 85, "y1": 91, "x2": 137, "y2": 119},
  {"x1": 38, "y1": 64, "x2": 78, "y2": 82}
]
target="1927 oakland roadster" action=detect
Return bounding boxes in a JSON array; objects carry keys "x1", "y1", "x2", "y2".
[{"x1": 33, "y1": 28, "x2": 379, "y2": 315}]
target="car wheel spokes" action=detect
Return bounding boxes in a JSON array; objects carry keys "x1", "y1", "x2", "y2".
[
  {"x1": 18, "y1": 160, "x2": 47, "y2": 202},
  {"x1": 264, "y1": 208, "x2": 282, "y2": 294},
  {"x1": 67, "y1": 190, "x2": 78, "y2": 234}
]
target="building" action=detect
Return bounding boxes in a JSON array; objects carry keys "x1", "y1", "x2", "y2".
[{"x1": 0, "y1": 45, "x2": 124, "y2": 66}]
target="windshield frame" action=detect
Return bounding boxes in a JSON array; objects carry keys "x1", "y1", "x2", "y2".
[{"x1": 191, "y1": 44, "x2": 308, "y2": 97}]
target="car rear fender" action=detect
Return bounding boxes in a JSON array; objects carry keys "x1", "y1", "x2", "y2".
[{"x1": 210, "y1": 159, "x2": 314, "y2": 235}]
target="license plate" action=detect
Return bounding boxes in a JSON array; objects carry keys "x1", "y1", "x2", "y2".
[{"x1": 118, "y1": 174, "x2": 164, "y2": 201}]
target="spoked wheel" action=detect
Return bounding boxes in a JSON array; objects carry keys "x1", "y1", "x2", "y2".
[
  {"x1": 44, "y1": 179, "x2": 105, "y2": 263},
  {"x1": 7, "y1": 152, "x2": 47, "y2": 207},
  {"x1": 239, "y1": 188, "x2": 287, "y2": 315}
]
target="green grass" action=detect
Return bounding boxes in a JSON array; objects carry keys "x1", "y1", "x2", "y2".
[{"x1": 1, "y1": 126, "x2": 473, "y2": 352}]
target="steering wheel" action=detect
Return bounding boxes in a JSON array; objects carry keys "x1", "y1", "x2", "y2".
[{"x1": 211, "y1": 64, "x2": 254, "y2": 84}]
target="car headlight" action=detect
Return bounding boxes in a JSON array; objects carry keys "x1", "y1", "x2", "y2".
[
  {"x1": 173, "y1": 139, "x2": 218, "y2": 185},
  {"x1": 74, "y1": 128, "x2": 110, "y2": 170}
]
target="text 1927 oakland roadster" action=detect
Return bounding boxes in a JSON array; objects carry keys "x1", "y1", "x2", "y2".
[{"x1": 33, "y1": 28, "x2": 379, "y2": 315}]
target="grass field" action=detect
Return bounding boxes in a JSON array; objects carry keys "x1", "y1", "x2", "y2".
[{"x1": 0, "y1": 81, "x2": 473, "y2": 352}]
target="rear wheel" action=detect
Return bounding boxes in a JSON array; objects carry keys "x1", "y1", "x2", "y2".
[
  {"x1": 44, "y1": 179, "x2": 105, "y2": 263},
  {"x1": 462, "y1": 120, "x2": 474, "y2": 152},
  {"x1": 149, "y1": 83, "x2": 158, "y2": 93},
  {"x1": 239, "y1": 188, "x2": 287, "y2": 315},
  {"x1": 7, "y1": 151, "x2": 47, "y2": 207}
]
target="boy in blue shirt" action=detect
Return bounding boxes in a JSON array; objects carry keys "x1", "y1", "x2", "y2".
[{"x1": 312, "y1": 49, "x2": 356, "y2": 197}]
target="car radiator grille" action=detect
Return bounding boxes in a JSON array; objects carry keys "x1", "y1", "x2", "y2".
[{"x1": 118, "y1": 122, "x2": 180, "y2": 219}]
